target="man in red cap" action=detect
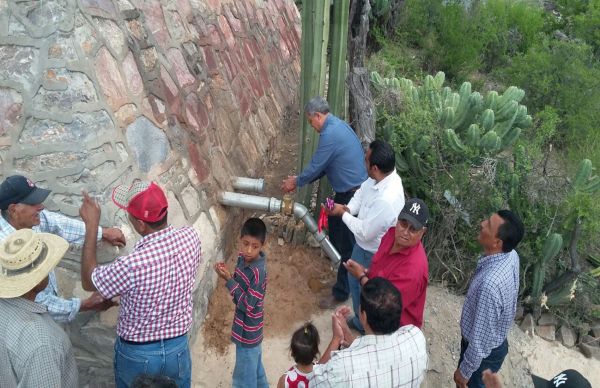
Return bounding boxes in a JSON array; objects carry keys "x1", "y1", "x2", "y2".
[{"x1": 79, "y1": 181, "x2": 202, "y2": 388}]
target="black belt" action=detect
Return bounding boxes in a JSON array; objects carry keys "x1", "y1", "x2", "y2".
[
  {"x1": 120, "y1": 333, "x2": 185, "y2": 345},
  {"x1": 337, "y1": 187, "x2": 360, "y2": 195}
]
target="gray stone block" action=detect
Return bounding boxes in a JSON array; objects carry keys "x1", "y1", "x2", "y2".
[
  {"x1": 519, "y1": 313, "x2": 535, "y2": 335},
  {"x1": 535, "y1": 324, "x2": 556, "y2": 341},
  {"x1": 556, "y1": 325, "x2": 577, "y2": 347},
  {"x1": 125, "y1": 116, "x2": 170, "y2": 172},
  {"x1": 537, "y1": 312, "x2": 558, "y2": 326},
  {"x1": 579, "y1": 343, "x2": 600, "y2": 360},
  {"x1": 581, "y1": 334, "x2": 600, "y2": 347}
]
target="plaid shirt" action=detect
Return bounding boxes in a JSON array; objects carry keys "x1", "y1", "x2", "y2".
[
  {"x1": 0, "y1": 298, "x2": 78, "y2": 388},
  {"x1": 92, "y1": 225, "x2": 201, "y2": 342},
  {"x1": 0, "y1": 210, "x2": 102, "y2": 322},
  {"x1": 310, "y1": 325, "x2": 428, "y2": 387},
  {"x1": 225, "y1": 252, "x2": 267, "y2": 347},
  {"x1": 459, "y1": 250, "x2": 520, "y2": 380}
]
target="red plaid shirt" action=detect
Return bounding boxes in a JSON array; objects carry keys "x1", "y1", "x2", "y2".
[{"x1": 92, "y1": 225, "x2": 201, "y2": 342}]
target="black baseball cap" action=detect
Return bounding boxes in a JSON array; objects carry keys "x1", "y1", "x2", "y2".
[
  {"x1": 398, "y1": 198, "x2": 429, "y2": 230},
  {"x1": 532, "y1": 370, "x2": 591, "y2": 388},
  {"x1": 0, "y1": 175, "x2": 51, "y2": 210}
]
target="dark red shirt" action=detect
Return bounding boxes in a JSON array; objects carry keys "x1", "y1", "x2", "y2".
[{"x1": 368, "y1": 227, "x2": 428, "y2": 328}]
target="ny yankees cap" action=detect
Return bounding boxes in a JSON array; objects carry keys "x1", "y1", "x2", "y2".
[
  {"x1": 112, "y1": 181, "x2": 168, "y2": 223},
  {"x1": 532, "y1": 369, "x2": 591, "y2": 388},
  {"x1": 398, "y1": 198, "x2": 429, "y2": 230},
  {"x1": 0, "y1": 175, "x2": 51, "y2": 210}
]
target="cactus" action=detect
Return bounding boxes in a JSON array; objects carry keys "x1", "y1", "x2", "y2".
[
  {"x1": 541, "y1": 278, "x2": 577, "y2": 308},
  {"x1": 531, "y1": 233, "x2": 563, "y2": 301},
  {"x1": 573, "y1": 159, "x2": 593, "y2": 189}
]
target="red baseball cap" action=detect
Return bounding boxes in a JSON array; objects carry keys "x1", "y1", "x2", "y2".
[{"x1": 111, "y1": 182, "x2": 168, "y2": 222}]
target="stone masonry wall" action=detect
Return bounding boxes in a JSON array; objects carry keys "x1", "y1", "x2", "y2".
[{"x1": 0, "y1": 0, "x2": 300, "y2": 385}]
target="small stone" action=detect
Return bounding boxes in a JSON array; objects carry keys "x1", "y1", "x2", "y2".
[
  {"x1": 556, "y1": 325, "x2": 577, "y2": 347},
  {"x1": 591, "y1": 323, "x2": 600, "y2": 339},
  {"x1": 538, "y1": 312, "x2": 558, "y2": 326},
  {"x1": 520, "y1": 313, "x2": 535, "y2": 335},
  {"x1": 581, "y1": 334, "x2": 600, "y2": 347},
  {"x1": 514, "y1": 305, "x2": 524, "y2": 321},
  {"x1": 578, "y1": 343, "x2": 600, "y2": 360},
  {"x1": 277, "y1": 237, "x2": 284, "y2": 246},
  {"x1": 535, "y1": 324, "x2": 556, "y2": 341}
]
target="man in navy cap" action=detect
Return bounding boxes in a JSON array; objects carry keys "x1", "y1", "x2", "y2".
[{"x1": 0, "y1": 175, "x2": 125, "y2": 322}]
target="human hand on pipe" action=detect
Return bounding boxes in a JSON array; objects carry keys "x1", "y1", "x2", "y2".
[{"x1": 281, "y1": 176, "x2": 297, "y2": 192}]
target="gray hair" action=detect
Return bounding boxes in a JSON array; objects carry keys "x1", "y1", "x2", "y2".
[{"x1": 304, "y1": 96, "x2": 330, "y2": 116}]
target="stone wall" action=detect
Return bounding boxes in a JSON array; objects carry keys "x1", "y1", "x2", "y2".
[{"x1": 0, "y1": 0, "x2": 301, "y2": 385}]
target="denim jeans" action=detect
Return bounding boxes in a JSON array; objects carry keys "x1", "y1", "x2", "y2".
[
  {"x1": 232, "y1": 343, "x2": 268, "y2": 388},
  {"x1": 330, "y1": 191, "x2": 357, "y2": 301},
  {"x1": 114, "y1": 334, "x2": 191, "y2": 388},
  {"x1": 348, "y1": 243, "x2": 374, "y2": 332},
  {"x1": 458, "y1": 337, "x2": 509, "y2": 388}
]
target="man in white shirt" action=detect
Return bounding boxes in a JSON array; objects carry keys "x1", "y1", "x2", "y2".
[
  {"x1": 311, "y1": 277, "x2": 427, "y2": 388},
  {"x1": 324, "y1": 140, "x2": 405, "y2": 333}
]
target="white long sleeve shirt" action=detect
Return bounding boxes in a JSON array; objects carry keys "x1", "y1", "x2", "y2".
[{"x1": 341, "y1": 171, "x2": 405, "y2": 253}]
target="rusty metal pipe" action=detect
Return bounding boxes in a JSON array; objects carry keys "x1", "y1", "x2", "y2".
[{"x1": 218, "y1": 191, "x2": 341, "y2": 264}]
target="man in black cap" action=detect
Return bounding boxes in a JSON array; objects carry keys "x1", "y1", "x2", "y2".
[
  {"x1": 482, "y1": 368, "x2": 592, "y2": 388},
  {"x1": 0, "y1": 175, "x2": 125, "y2": 322},
  {"x1": 345, "y1": 198, "x2": 430, "y2": 332}
]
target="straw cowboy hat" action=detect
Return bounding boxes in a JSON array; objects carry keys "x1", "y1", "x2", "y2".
[{"x1": 0, "y1": 229, "x2": 69, "y2": 298}]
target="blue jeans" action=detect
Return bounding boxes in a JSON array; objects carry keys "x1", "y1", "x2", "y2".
[
  {"x1": 233, "y1": 343, "x2": 268, "y2": 388},
  {"x1": 348, "y1": 243, "x2": 374, "y2": 332},
  {"x1": 114, "y1": 334, "x2": 191, "y2": 388},
  {"x1": 458, "y1": 337, "x2": 508, "y2": 388}
]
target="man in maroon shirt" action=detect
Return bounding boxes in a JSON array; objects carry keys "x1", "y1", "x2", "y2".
[{"x1": 345, "y1": 198, "x2": 429, "y2": 329}]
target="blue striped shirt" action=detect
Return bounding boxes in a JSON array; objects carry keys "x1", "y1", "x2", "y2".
[
  {"x1": 296, "y1": 114, "x2": 368, "y2": 193},
  {"x1": 0, "y1": 210, "x2": 103, "y2": 322},
  {"x1": 459, "y1": 250, "x2": 520, "y2": 379}
]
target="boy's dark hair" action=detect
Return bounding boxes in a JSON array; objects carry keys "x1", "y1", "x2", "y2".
[
  {"x1": 131, "y1": 374, "x2": 177, "y2": 388},
  {"x1": 368, "y1": 140, "x2": 396, "y2": 174},
  {"x1": 359, "y1": 277, "x2": 403, "y2": 334},
  {"x1": 290, "y1": 322, "x2": 320, "y2": 365},
  {"x1": 142, "y1": 212, "x2": 168, "y2": 229},
  {"x1": 496, "y1": 210, "x2": 524, "y2": 252},
  {"x1": 240, "y1": 217, "x2": 267, "y2": 243}
]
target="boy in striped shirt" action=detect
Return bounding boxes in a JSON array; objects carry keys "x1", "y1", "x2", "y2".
[{"x1": 214, "y1": 218, "x2": 268, "y2": 388}]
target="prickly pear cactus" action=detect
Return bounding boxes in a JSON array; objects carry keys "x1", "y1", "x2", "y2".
[{"x1": 370, "y1": 71, "x2": 533, "y2": 156}]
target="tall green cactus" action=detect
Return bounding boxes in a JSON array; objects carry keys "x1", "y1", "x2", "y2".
[
  {"x1": 573, "y1": 159, "x2": 600, "y2": 193},
  {"x1": 298, "y1": 0, "x2": 331, "y2": 207},
  {"x1": 370, "y1": 71, "x2": 532, "y2": 156},
  {"x1": 532, "y1": 233, "x2": 563, "y2": 301}
]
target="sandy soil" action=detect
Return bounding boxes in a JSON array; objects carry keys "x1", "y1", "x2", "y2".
[{"x1": 191, "y1": 243, "x2": 600, "y2": 387}]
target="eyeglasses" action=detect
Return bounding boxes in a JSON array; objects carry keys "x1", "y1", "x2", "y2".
[{"x1": 397, "y1": 218, "x2": 420, "y2": 234}]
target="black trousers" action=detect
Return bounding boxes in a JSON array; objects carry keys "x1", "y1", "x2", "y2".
[{"x1": 329, "y1": 190, "x2": 356, "y2": 301}]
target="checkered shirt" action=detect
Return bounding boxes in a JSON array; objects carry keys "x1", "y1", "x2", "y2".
[
  {"x1": 0, "y1": 210, "x2": 102, "y2": 322},
  {"x1": 459, "y1": 250, "x2": 519, "y2": 380},
  {"x1": 310, "y1": 325, "x2": 428, "y2": 387},
  {"x1": 0, "y1": 298, "x2": 78, "y2": 388},
  {"x1": 92, "y1": 225, "x2": 201, "y2": 342}
]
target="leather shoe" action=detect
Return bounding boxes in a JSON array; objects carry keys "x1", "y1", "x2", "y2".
[{"x1": 318, "y1": 295, "x2": 344, "y2": 310}]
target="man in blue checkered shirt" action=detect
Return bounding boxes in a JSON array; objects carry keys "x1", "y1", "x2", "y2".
[
  {"x1": 454, "y1": 210, "x2": 524, "y2": 388},
  {"x1": 0, "y1": 175, "x2": 125, "y2": 322}
]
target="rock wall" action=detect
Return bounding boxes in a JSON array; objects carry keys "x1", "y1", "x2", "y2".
[{"x1": 0, "y1": 0, "x2": 301, "y2": 385}]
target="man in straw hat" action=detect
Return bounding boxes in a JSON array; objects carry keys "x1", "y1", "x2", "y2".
[
  {"x1": 0, "y1": 175, "x2": 125, "y2": 322},
  {"x1": 79, "y1": 181, "x2": 201, "y2": 388},
  {"x1": 0, "y1": 228, "x2": 78, "y2": 387}
]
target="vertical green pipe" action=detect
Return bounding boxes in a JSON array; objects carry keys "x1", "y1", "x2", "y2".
[
  {"x1": 298, "y1": 0, "x2": 330, "y2": 208},
  {"x1": 317, "y1": 0, "x2": 350, "y2": 207}
]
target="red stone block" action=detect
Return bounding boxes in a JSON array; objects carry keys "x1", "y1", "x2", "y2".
[
  {"x1": 285, "y1": 2, "x2": 299, "y2": 23},
  {"x1": 279, "y1": 38, "x2": 290, "y2": 62},
  {"x1": 201, "y1": 47, "x2": 220, "y2": 76},
  {"x1": 219, "y1": 51, "x2": 236, "y2": 82},
  {"x1": 95, "y1": 47, "x2": 128, "y2": 111},
  {"x1": 231, "y1": 77, "x2": 250, "y2": 118},
  {"x1": 160, "y1": 66, "x2": 182, "y2": 118},
  {"x1": 167, "y1": 48, "x2": 196, "y2": 90},
  {"x1": 217, "y1": 15, "x2": 236, "y2": 49},
  {"x1": 122, "y1": 51, "x2": 144, "y2": 97},
  {"x1": 225, "y1": 6, "x2": 243, "y2": 35},
  {"x1": 242, "y1": 41, "x2": 255, "y2": 64},
  {"x1": 137, "y1": 2, "x2": 170, "y2": 49},
  {"x1": 258, "y1": 63, "x2": 272, "y2": 91},
  {"x1": 246, "y1": 72, "x2": 264, "y2": 99},
  {"x1": 187, "y1": 142, "x2": 209, "y2": 183},
  {"x1": 206, "y1": 0, "x2": 220, "y2": 13},
  {"x1": 184, "y1": 93, "x2": 210, "y2": 135}
]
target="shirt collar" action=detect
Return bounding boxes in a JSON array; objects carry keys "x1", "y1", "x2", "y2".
[
  {"x1": 2, "y1": 297, "x2": 48, "y2": 314},
  {"x1": 476, "y1": 251, "x2": 511, "y2": 269},
  {"x1": 134, "y1": 225, "x2": 175, "y2": 249},
  {"x1": 373, "y1": 170, "x2": 398, "y2": 191},
  {"x1": 0, "y1": 213, "x2": 17, "y2": 236}
]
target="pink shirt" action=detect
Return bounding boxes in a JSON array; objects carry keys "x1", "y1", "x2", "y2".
[
  {"x1": 92, "y1": 225, "x2": 201, "y2": 342},
  {"x1": 368, "y1": 227, "x2": 428, "y2": 328}
]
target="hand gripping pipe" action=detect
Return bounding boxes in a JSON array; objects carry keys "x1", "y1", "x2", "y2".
[{"x1": 218, "y1": 191, "x2": 341, "y2": 264}]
